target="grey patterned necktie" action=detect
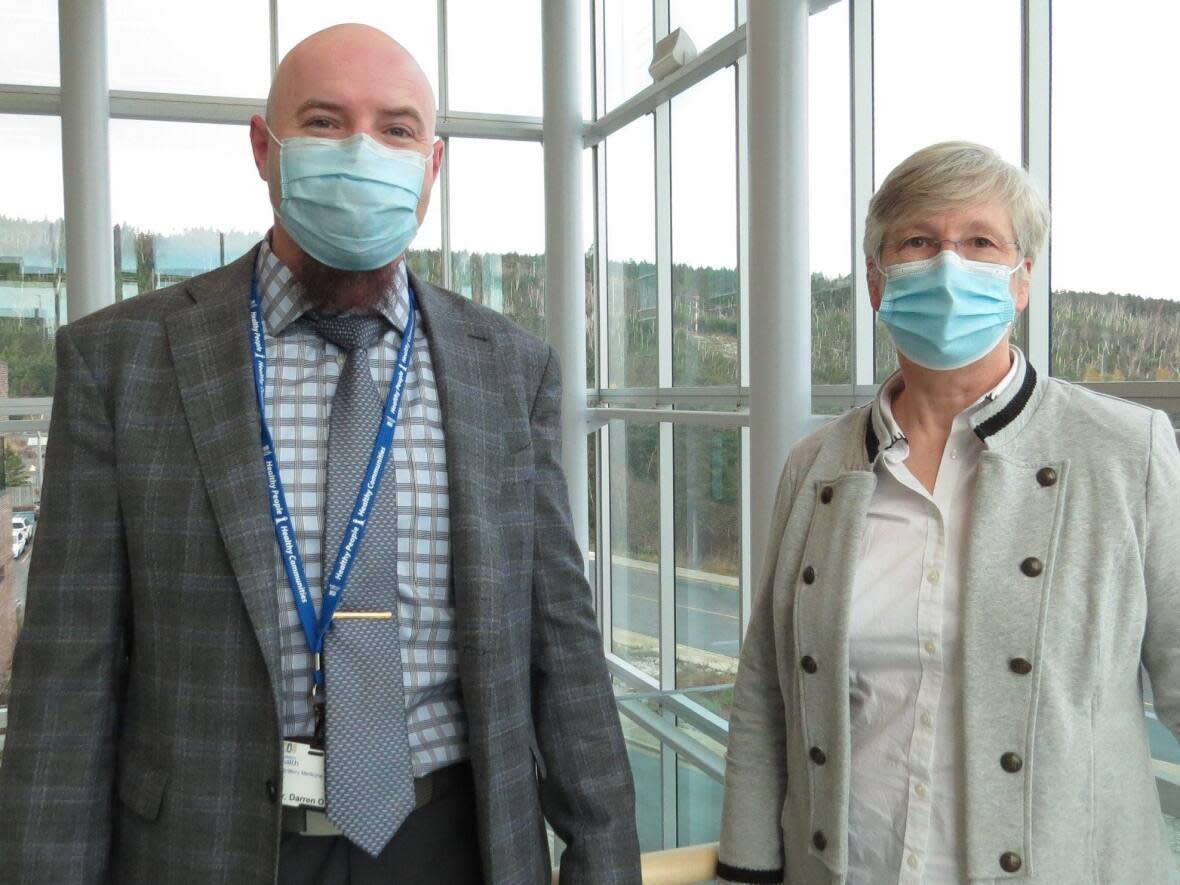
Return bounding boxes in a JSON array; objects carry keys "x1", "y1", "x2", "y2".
[{"x1": 308, "y1": 310, "x2": 415, "y2": 858}]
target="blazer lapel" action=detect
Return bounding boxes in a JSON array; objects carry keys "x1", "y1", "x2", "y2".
[
  {"x1": 165, "y1": 248, "x2": 283, "y2": 705},
  {"x1": 410, "y1": 274, "x2": 505, "y2": 652}
]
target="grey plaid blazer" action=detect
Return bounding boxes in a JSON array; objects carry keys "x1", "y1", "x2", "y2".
[{"x1": 0, "y1": 245, "x2": 641, "y2": 885}]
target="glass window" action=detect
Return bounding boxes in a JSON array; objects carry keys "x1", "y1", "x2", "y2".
[
  {"x1": 671, "y1": 69, "x2": 738, "y2": 387},
  {"x1": 107, "y1": 0, "x2": 269, "y2": 97},
  {"x1": 872, "y1": 0, "x2": 1022, "y2": 182},
  {"x1": 602, "y1": 0, "x2": 653, "y2": 111},
  {"x1": 446, "y1": 0, "x2": 542, "y2": 116},
  {"x1": 110, "y1": 121, "x2": 272, "y2": 298},
  {"x1": 621, "y1": 716, "x2": 663, "y2": 852},
  {"x1": 605, "y1": 117, "x2": 657, "y2": 388},
  {"x1": 446, "y1": 139, "x2": 545, "y2": 336},
  {"x1": 669, "y1": 0, "x2": 735, "y2": 52},
  {"x1": 0, "y1": 0, "x2": 59, "y2": 87},
  {"x1": 676, "y1": 755, "x2": 723, "y2": 846},
  {"x1": 609, "y1": 420, "x2": 660, "y2": 681},
  {"x1": 673, "y1": 426, "x2": 740, "y2": 690},
  {"x1": 1051, "y1": 1, "x2": 1180, "y2": 382},
  {"x1": 873, "y1": 0, "x2": 1022, "y2": 381},
  {"x1": 585, "y1": 148, "x2": 598, "y2": 388},
  {"x1": 0, "y1": 115, "x2": 64, "y2": 397},
  {"x1": 809, "y1": 0, "x2": 852, "y2": 386},
  {"x1": 277, "y1": 2, "x2": 440, "y2": 102}
]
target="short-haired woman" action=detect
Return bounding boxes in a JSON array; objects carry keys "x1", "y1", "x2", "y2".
[{"x1": 717, "y1": 141, "x2": 1180, "y2": 884}]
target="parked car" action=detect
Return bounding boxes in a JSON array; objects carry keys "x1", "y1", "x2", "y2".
[{"x1": 12, "y1": 513, "x2": 34, "y2": 542}]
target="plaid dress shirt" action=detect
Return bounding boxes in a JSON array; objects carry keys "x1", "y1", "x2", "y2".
[{"x1": 256, "y1": 240, "x2": 468, "y2": 776}]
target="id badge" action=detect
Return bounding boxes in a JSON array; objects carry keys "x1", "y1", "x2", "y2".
[{"x1": 281, "y1": 739, "x2": 326, "y2": 809}]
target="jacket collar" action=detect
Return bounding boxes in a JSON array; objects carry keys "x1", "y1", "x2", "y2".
[{"x1": 863, "y1": 348, "x2": 1041, "y2": 464}]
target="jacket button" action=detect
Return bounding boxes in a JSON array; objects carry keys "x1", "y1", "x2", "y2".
[
  {"x1": 1000, "y1": 851, "x2": 1022, "y2": 873},
  {"x1": 1009, "y1": 657, "x2": 1032, "y2": 675},
  {"x1": 1036, "y1": 466, "x2": 1057, "y2": 487},
  {"x1": 820, "y1": 486, "x2": 834, "y2": 504},
  {"x1": 1020, "y1": 557, "x2": 1043, "y2": 578},
  {"x1": 809, "y1": 746, "x2": 827, "y2": 765},
  {"x1": 265, "y1": 779, "x2": 278, "y2": 804},
  {"x1": 812, "y1": 830, "x2": 827, "y2": 851},
  {"x1": 800, "y1": 655, "x2": 818, "y2": 674},
  {"x1": 1001, "y1": 752, "x2": 1023, "y2": 773},
  {"x1": 802, "y1": 566, "x2": 816, "y2": 585}
]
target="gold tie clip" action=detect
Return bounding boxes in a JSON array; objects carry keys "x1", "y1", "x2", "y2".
[{"x1": 331, "y1": 611, "x2": 394, "y2": 621}]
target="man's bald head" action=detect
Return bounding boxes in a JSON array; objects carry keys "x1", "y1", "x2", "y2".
[
  {"x1": 266, "y1": 24, "x2": 436, "y2": 136},
  {"x1": 248, "y1": 22, "x2": 446, "y2": 290}
]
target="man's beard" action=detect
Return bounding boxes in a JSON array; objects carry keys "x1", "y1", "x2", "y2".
[{"x1": 289, "y1": 253, "x2": 397, "y2": 314}]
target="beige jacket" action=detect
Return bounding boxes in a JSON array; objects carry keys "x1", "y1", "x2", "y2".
[{"x1": 718, "y1": 361, "x2": 1180, "y2": 884}]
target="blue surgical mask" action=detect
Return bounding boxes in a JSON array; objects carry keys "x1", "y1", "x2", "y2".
[
  {"x1": 877, "y1": 250, "x2": 1019, "y2": 371},
  {"x1": 267, "y1": 125, "x2": 427, "y2": 271}
]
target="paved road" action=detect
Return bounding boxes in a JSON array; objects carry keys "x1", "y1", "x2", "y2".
[{"x1": 13, "y1": 540, "x2": 31, "y2": 612}]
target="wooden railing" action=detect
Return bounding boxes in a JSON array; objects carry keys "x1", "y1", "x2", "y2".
[{"x1": 551, "y1": 841, "x2": 719, "y2": 884}]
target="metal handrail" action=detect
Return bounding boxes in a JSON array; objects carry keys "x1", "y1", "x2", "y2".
[{"x1": 551, "y1": 842, "x2": 719, "y2": 885}]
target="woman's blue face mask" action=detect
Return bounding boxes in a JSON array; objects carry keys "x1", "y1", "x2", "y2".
[
  {"x1": 877, "y1": 250, "x2": 1021, "y2": 371},
  {"x1": 267, "y1": 124, "x2": 428, "y2": 271}
]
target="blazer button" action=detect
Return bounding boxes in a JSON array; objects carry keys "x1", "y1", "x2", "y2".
[
  {"x1": 1020, "y1": 557, "x2": 1043, "y2": 578},
  {"x1": 800, "y1": 655, "x2": 818, "y2": 674},
  {"x1": 1036, "y1": 466, "x2": 1058, "y2": 487},
  {"x1": 809, "y1": 746, "x2": 827, "y2": 765},
  {"x1": 812, "y1": 830, "x2": 827, "y2": 851},
  {"x1": 802, "y1": 566, "x2": 816, "y2": 585},
  {"x1": 265, "y1": 779, "x2": 278, "y2": 804},
  {"x1": 1009, "y1": 657, "x2": 1032, "y2": 675},
  {"x1": 1001, "y1": 752, "x2": 1024, "y2": 773},
  {"x1": 1000, "y1": 851, "x2": 1022, "y2": 873},
  {"x1": 820, "y1": 486, "x2": 834, "y2": 504}
]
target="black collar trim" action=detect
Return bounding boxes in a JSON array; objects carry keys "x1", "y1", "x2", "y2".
[
  {"x1": 714, "y1": 861, "x2": 785, "y2": 884},
  {"x1": 865, "y1": 413, "x2": 880, "y2": 463},
  {"x1": 974, "y1": 362, "x2": 1038, "y2": 442}
]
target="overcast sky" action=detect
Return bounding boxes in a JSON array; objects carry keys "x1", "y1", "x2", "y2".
[{"x1": 0, "y1": 0, "x2": 1176, "y2": 301}]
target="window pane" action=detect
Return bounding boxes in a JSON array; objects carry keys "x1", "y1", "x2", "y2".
[
  {"x1": 606, "y1": 118, "x2": 657, "y2": 388},
  {"x1": 673, "y1": 427, "x2": 739, "y2": 691},
  {"x1": 277, "y1": 2, "x2": 440, "y2": 102},
  {"x1": 873, "y1": 0, "x2": 1021, "y2": 182},
  {"x1": 676, "y1": 755, "x2": 723, "y2": 846},
  {"x1": 873, "y1": 0, "x2": 1021, "y2": 381},
  {"x1": 0, "y1": 115, "x2": 64, "y2": 395},
  {"x1": 669, "y1": 0, "x2": 735, "y2": 52},
  {"x1": 0, "y1": 0, "x2": 59, "y2": 86},
  {"x1": 108, "y1": 0, "x2": 269, "y2": 97},
  {"x1": 110, "y1": 121, "x2": 272, "y2": 298},
  {"x1": 447, "y1": 139, "x2": 545, "y2": 336},
  {"x1": 1051, "y1": 1, "x2": 1180, "y2": 382},
  {"x1": 602, "y1": 0, "x2": 653, "y2": 111},
  {"x1": 809, "y1": 0, "x2": 852, "y2": 386},
  {"x1": 621, "y1": 715, "x2": 663, "y2": 852},
  {"x1": 671, "y1": 69, "x2": 738, "y2": 387},
  {"x1": 446, "y1": 0, "x2": 542, "y2": 116},
  {"x1": 585, "y1": 148, "x2": 598, "y2": 388},
  {"x1": 609, "y1": 420, "x2": 660, "y2": 681}
]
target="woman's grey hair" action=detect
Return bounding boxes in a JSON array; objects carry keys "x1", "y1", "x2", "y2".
[{"x1": 863, "y1": 141, "x2": 1051, "y2": 264}]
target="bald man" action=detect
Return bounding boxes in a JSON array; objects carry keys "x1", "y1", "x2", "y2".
[{"x1": 0, "y1": 24, "x2": 640, "y2": 885}]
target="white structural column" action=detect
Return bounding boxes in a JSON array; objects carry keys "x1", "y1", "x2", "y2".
[
  {"x1": 542, "y1": 0, "x2": 589, "y2": 555},
  {"x1": 747, "y1": 0, "x2": 812, "y2": 582},
  {"x1": 59, "y1": 0, "x2": 115, "y2": 322}
]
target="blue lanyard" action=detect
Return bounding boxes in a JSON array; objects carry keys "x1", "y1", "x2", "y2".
[{"x1": 250, "y1": 274, "x2": 416, "y2": 687}]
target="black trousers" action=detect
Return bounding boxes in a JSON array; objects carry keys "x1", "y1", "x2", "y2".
[{"x1": 277, "y1": 764, "x2": 483, "y2": 885}]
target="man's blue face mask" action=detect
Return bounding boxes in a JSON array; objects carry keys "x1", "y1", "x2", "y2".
[
  {"x1": 267, "y1": 124, "x2": 428, "y2": 271},
  {"x1": 877, "y1": 250, "x2": 1021, "y2": 371}
]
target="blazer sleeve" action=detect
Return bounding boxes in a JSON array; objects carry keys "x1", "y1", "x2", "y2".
[
  {"x1": 1140, "y1": 410, "x2": 1180, "y2": 738},
  {"x1": 715, "y1": 458, "x2": 797, "y2": 885},
  {"x1": 0, "y1": 325, "x2": 129, "y2": 884},
  {"x1": 526, "y1": 345, "x2": 642, "y2": 885}
]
